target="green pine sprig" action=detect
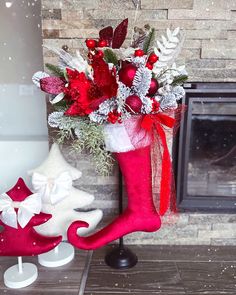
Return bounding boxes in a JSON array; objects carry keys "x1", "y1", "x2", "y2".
[
  {"x1": 103, "y1": 49, "x2": 119, "y2": 65},
  {"x1": 143, "y1": 28, "x2": 155, "y2": 54},
  {"x1": 172, "y1": 75, "x2": 188, "y2": 86},
  {"x1": 70, "y1": 121, "x2": 114, "y2": 176},
  {"x1": 55, "y1": 116, "x2": 114, "y2": 176},
  {"x1": 45, "y1": 63, "x2": 65, "y2": 77}
]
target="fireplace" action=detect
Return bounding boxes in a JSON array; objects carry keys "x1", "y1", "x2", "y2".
[{"x1": 176, "y1": 83, "x2": 236, "y2": 212}]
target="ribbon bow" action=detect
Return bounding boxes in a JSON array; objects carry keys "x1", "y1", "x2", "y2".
[
  {"x1": 141, "y1": 113, "x2": 175, "y2": 131},
  {"x1": 0, "y1": 193, "x2": 41, "y2": 228},
  {"x1": 141, "y1": 113, "x2": 176, "y2": 216},
  {"x1": 32, "y1": 171, "x2": 72, "y2": 205}
]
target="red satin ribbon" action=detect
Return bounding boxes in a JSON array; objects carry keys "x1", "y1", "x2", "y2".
[{"x1": 141, "y1": 113, "x2": 175, "y2": 216}]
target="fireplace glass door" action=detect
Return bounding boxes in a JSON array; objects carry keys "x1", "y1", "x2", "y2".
[{"x1": 177, "y1": 90, "x2": 236, "y2": 211}]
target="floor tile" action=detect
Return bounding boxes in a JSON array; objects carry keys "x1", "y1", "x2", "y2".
[
  {"x1": 85, "y1": 260, "x2": 185, "y2": 294},
  {"x1": 0, "y1": 250, "x2": 88, "y2": 294},
  {"x1": 177, "y1": 261, "x2": 236, "y2": 294},
  {"x1": 93, "y1": 245, "x2": 236, "y2": 262}
]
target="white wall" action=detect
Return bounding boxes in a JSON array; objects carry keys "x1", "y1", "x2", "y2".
[{"x1": 0, "y1": 0, "x2": 48, "y2": 192}]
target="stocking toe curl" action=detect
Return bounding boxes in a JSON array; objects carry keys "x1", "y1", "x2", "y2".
[{"x1": 67, "y1": 146, "x2": 163, "y2": 250}]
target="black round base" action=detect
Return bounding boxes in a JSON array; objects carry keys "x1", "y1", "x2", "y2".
[{"x1": 105, "y1": 246, "x2": 138, "y2": 269}]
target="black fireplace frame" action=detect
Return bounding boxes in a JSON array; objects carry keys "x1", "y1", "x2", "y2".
[{"x1": 175, "y1": 83, "x2": 236, "y2": 212}]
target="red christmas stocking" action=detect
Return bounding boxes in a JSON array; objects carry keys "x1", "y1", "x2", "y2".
[{"x1": 67, "y1": 145, "x2": 161, "y2": 250}]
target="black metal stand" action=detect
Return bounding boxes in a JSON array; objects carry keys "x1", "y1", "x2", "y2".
[{"x1": 105, "y1": 169, "x2": 138, "y2": 269}]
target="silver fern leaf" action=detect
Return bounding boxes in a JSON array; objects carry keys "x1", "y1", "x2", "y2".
[{"x1": 153, "y1": 27, "x2": 185, "y2": 75}]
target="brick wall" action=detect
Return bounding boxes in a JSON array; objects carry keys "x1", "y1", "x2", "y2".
[
  {"x1": 125, "y1": 214, "x2": 236, "y2": 246},
  {"x1": 41, "y1": 0, "x2": 236, "y2": 245},
  {"x1": 42, "y1": 0, "x2": 236, "y2": 82}
]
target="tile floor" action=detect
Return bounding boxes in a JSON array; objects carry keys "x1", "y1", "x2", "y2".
[
  {"x1": 1, "y1": 245, "x2": 236, "y2": 294},
  {"x1": 86, "y1": 245, "x2": 236, "y2": 295}
]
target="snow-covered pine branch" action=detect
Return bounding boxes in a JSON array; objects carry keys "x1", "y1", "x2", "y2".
[
  {"x1": 43, "y1": 45, "x2": 89, "y2": 73},
  {"x1": 157, "y1": 63, "x2": 187, "y2": 85},
  {"x1": 132, "y1": 66, "x2": 152, "y2": 98}
]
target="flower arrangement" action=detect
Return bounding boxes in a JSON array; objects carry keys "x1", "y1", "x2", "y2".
[{"x1": 33, "y1": 18, "x2": 187, "y2": 175}]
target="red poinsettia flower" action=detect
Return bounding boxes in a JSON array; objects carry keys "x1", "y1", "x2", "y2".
[
  {"x1": 64, "y1": 69, "x2": 93, "y2": 116},
  {"x1": 90, "y1": 58, "x2": 118, "y2": 109},
  {"x1": 64, "y1": 61, "x2": 118, "y2": 116}
]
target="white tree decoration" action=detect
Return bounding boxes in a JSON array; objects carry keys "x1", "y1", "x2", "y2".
[
  {"x1": 29, "y1": 143, "x2": 103, "y2": 267},
  {"x1": 29, "y1": 143, "x2": 103, "y2": 240}
]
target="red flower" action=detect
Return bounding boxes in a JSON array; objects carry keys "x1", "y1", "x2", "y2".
[
  {"x1": 64, "y1": 69, "x2": 93, "y2": 116},
  {"x1": 92, "y1": 58, "x2": 118, "y2": 102},
  {"x1": 64, "y1": 64, "x2": 118, "y2": 117}
]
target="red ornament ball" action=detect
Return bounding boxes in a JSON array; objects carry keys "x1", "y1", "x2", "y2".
[
  {"x1": 118, "y1": 64, "x2": 137, "y2": 88},
  {"x1": 146, "y1": 62, "x2": 153, "y2": 70},
  {"x1": 148, "y1": 53, "x2": 158, "y2": 64},
  {"x1": 98, "y1": 39, "x2": 108, "y2": 47},
  {"x1": 148, "y1": 78, "x2": 159, "y2": 97},
  {"x1": 125, "y1": 95, "x2": 143, "y2": 113},
  {"x1": 85, "y1": 39, "x2": 97, "y2": 49},
  {"x1": 134, "y1": 49, "x2": 144, "y2": 57}
]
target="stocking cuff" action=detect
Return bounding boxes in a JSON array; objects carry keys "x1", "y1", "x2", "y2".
[{"x1": 103, "y1": 116, "x2": 151, "y2": 153}]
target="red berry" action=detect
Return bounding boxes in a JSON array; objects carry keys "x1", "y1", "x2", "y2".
[
  {"x1": 148, "y1": 53, "x2": 158, "y2": 64},
  {"x1": 152, "y1": 100, "x2": 160, "y2": 112},
  {"x1": 98, "y1": 39, "x2": 108, "y2": 47},
  {"x1": 134, "y1": 49, "x2": 144, "y2": 57},
  {"x1": 86, "y1": 39, "x2": 97, "y2": 49},
  {"x1": 146, "y1": 62, "x2": 153, "y2": 70},
  {"x1": 107, "y1": 110, "x2": 121, "y2": 124}
]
